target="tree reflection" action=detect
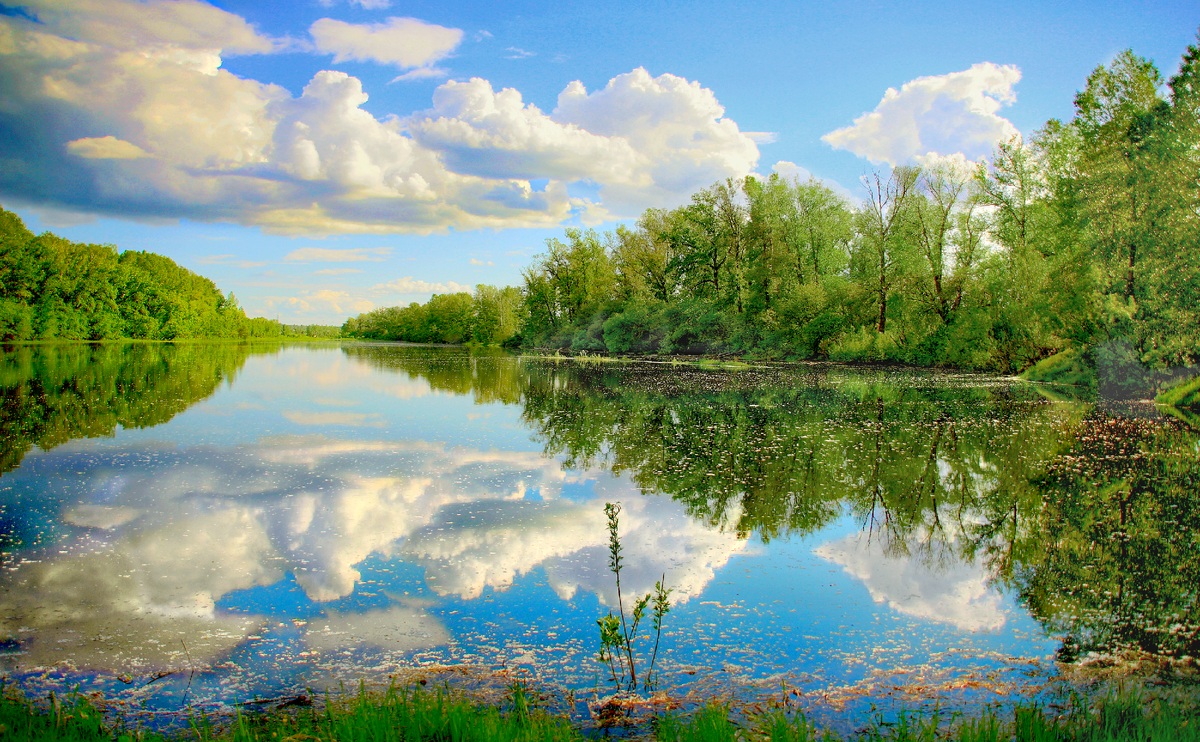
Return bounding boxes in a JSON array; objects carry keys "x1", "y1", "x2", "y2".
[
  {"x1": 340, "y1": 343, "x2": 526, "y2": 406},
  {"x1": 3, "y1": 343, "x2": 1197, "y2": 662},
  {"x1": 514, "y1": 360, "x2": 1200, "y2": 659},
  {"x1": 1014, "y1": 415, "x2": 1200, "y2": 660},
  {"x1": 0, "y1": 342, "x2": 275, "y2": 475}
]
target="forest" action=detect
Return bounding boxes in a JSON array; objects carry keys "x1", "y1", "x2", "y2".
[
  {"x1": 0, "y1": 209, "x2": 283, "y2": 341},
  {"x1": 343, "y1": 41, "x2": 1200, "y2": 388}
]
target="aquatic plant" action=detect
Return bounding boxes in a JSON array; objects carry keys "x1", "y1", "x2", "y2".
[{"x1": 597, "y1": 502, "x2": 672, "y2": 694}]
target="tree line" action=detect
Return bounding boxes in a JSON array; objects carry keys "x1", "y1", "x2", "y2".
[
  {"x1": 343, "y1": 37, "x2": 1200, "y2": 378},
  {"x1": 0, "y1": 209, "x2": 284, "y2": 341}
]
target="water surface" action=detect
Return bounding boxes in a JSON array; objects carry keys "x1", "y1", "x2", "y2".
[{"x1": 0, "y1": 343, "x2": 1195, "y2": 728}]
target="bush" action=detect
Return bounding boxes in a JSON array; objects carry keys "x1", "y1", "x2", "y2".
[
  {"x1": 602, "y1": 304, "x2": 664, "y2": 353},
  {"x1": 828, "y1": 326, "x2": 903, "y2": 363}
]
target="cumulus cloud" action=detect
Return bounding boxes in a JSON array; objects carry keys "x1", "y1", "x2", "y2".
[
  {"x1": 309, "y1": 17, "x2": 462, "y2": 69},
  {"x1": 282, "y1": 410, "x2": 384, "y2": 427},
  {"x1": 0, "y1": 4, "x2": 760, "y2": 233},
  {"x1": 197, "y1": 253, "x2": 268, "y2": 268},
  {"x1": 814, "y1": 529, "x2": 1008, "y2": 632},
  {"x1": 401, "y1": 482, "x2": 747, "y2": 603},
  {"x1": 822, "y1": 63, "x2": 1021, "y2": 166},
  {"x1": 374, "y1": 277, "x2": 471, "y2": 294},
  {"x1": 409, "y1": 68, "x2": 760, "y2": 213},
  {"x1": 319, "y1": 0, "x2": 392, "y2": 7},
  {"x1": 744, "y1": 131, "x2": 777, "y2": 144},
  {"x1": 553, "y1": 68, "x2": 761, "y2": 210},
  {"x1": 13, "y1": 0, "x2": 275, "y2": 56}
]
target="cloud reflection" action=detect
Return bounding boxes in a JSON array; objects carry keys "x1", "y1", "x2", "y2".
[
  {"x1": 0, "y1": 435, "x2": 746, "y2": 670},
  {"x1": 815, "y1": 529, "x2": 1007, "y2": 632}
]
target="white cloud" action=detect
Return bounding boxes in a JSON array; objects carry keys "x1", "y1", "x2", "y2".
[
  {"x1": 409, "y1": 68, "x2": 761, "y2": 214},
  {"x1": 66, "y1": 135, "x2": 150, "y2": 159},
  {"x1": 408, "y1": 77, "x2": 639, "y2": 182},
  {"x1": 505, "y1": 47, "x2": 535, "y2": 59},
  {"x1": 13, "y1": 0, "x2": 275, "y2": 55},
  {"x1": 815, "y1": 529, "x2": 1008, "y2": 632},
  {"x1": 197, "y1": 254, "x2": 269, "y2": 268},
  {"x1": 319, "y1": 0, "x2": 392, "y2": 7},
  {"x1": 552, "y1": 68, "x2": 761, "y2": 210},
  {"x1": 469, "y1": 257, "x2": 494, "y2": 265},
  {"x1": 285, "y1": 246, "x2": 391, "y2": 262},
  {"x1": 401, "y1": 483, "x2": 747, "y2": 604},
  {"x1": 772, "y1": 160, "x2": 813, "y2": 182},
  {"x1": 0, "y1": 435, "x2": 606, "y2": 664},
  {"x1": 304, "y1": 605, "x2": 448, "y2": 654},
  {"x1": 313, "y1": 268, "x2": 365, "y2": 276},
  {"x1": 262, "y1": 289, "x2": 375, "y2": 316},
  {"x1": 822, "y1": 63, "x2": 1021, "y2": 166},
  {"x1": 745, "y1": 131, "x2": 777, "y2": 144},
  {"x1": 310, "y1": 17, "x2": 462, "y2": 69},
  {"x1": 771, "y1": 160, "x2": 855, "y2": 201},
  {"x1": 390, "y1": 66, "x2": 450, "y2": 83},
  {"x1": 374, "y1": 277, "x2": 471, "y2": 295},
  {"x1": 282, "y1": 410, "x2": 384, "y2": 427},
  {"x1": 0, "y1": 4, "x2": 760, "y2": 233}
]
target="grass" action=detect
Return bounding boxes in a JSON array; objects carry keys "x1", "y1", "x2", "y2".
[
  {"x1": 1, "y1": 684, "x2": 1197, "y2": 742},
  {"x1": 1018, "y1": 347, "x2": 1096, "y2": 388},
  {"x1": 1157, "y1": 374, "x2": 1200, "y2": 408}
]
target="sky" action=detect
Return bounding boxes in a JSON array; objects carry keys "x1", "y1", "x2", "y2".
[{"x1": 0, "y1": 0, "x2": 1197, "y2": 325}]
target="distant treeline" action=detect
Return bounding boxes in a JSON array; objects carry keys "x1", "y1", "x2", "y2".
[
  {"x1": 0, "y1": 209, "x2": 282, "y2": 341},
  {"x1": 342, "y1": 285, "x2": 523, "y2": 347},
  {"x1": 343, "y1": 39, "x2": 1200, "y2": 378},
  {"x1": 281, "y1": 324, "x2": 343, "y2": 339}
]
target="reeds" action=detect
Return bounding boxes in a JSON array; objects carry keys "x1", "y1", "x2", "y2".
[{"x1": 597, "y1": 501, "x2": 672, "y2": 693}]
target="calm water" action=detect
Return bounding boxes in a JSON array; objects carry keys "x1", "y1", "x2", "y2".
[{"x1": 0, "y1": 343, "x2": 1196, "y2": 728}]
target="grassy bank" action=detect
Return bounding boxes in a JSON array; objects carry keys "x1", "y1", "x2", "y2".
[{"x1": 2, "y1": 683, "x2": 1197, "y2": 742}]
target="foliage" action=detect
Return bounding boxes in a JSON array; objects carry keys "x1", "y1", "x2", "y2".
[
  {"x1": 0, "y1": 342, "x2": 274, "y2": 477},
  {"x1": 323, "y1": 32, "x2": 1195, "y2": 383},
  {"x1": 1156, "y1": 374, "x2": 1200, "y2": 408},
  {"x1": 342, "y1": 285, "x2": 524, "y2": 346},
  {"x1": 3, "y1": 681, "x2": 1198, "y2": 742},
  {"x1": 0, "y1": 208, "x2": 282, "y2": 341}
]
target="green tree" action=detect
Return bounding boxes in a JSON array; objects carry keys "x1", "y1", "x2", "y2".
[{"x1": 855, "y1": 167, "x2": 921, "y2": 334}]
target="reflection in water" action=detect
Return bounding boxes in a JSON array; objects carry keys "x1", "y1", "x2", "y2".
[
  {"x1": 0, "y1": 343, "x2": 1195, "y2": 721},
  {"x1": 1015, "y1": 415, "x2": 1200, "y2": 661},
  {"x1": 0, "y1": 342, "x2": 276, "y2": 475},
  {"x1": 0, "y1": 427, "x2": 746, "y2": 675},
  {"x1": 815, "y1": 528, "x2": 1008, "y2": 632},
  {"x1": 0, "y1": 435, "x2": 567, "y2": 668}
]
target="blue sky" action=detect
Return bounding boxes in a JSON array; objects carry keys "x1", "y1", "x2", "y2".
[{"x1": 1, "y1": 0, "x2": 1196, "y2": 324}]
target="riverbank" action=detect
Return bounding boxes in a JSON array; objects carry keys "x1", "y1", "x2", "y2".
[{"x1": 3, "y1": 680, "x2": 1198, "y2": 742}]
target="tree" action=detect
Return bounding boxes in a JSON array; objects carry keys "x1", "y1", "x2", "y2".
[
  {"x1": 532, "y1": 228, "x2": 616, "y2": 326},
  {"x1": 611, "y1": 210, "x2": 681, "y2": 305},
  {"x1": 856, "y1": 167, "x2": 921, "y2": 333},
  {"x1": 792, "y1": 177, "x2": 853, "y2": 283},
  {"x1": 1064, "y1": 46, "x2": 1200, "y2": 369},
  {"x1": 912, "y1": 161, "x2": 979, "y2": 325}
]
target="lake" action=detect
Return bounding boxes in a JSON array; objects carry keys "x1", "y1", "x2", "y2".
[{"x1": 0, "y1": 342, "x2": 1195, "y2": 730}]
